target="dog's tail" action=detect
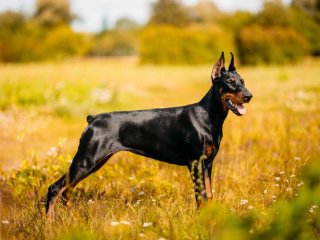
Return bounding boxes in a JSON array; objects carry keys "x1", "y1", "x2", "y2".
[{"x1": 86, "y1": 115, "x2": 96, "y2": 124}]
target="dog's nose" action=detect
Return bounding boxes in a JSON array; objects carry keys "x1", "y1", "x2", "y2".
[{"x1": 243, "y1": 94, "x2": 252, "y2": 103}]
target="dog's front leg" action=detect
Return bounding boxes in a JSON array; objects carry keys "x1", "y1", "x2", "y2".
[
  {"x1": 203, "y1": 164, "x2": 213, "y2": 201},
  {"x1": 189, "y1": 158, "x2": 213, "y2": 207}
]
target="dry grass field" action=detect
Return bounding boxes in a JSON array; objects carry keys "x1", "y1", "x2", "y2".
[{"x1": 0, "y1": 57, "x2": 320, "y2": 239}]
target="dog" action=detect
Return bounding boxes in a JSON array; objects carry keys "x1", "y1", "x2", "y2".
[{"x1": 46, "y1": 52, "x2": 252, "y2": 216}]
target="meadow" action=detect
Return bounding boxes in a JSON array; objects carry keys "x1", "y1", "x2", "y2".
[{"x1": 0, "y1": 57, "x2": 320, "y2": 239}]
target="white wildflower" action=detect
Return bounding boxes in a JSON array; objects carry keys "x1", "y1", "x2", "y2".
[
  {"x1": 248, "y1": 205, "x2": 254, "y2": 210},
  {"x1": 274, "y1": 177, "x2": 281, "y2": 181},
  {"x1": 309, "y1": 205, "x2": 319, "y2": 213},
  {"x1": 1, "y1": 220, "x2": 9, "y2": 224},
  {"x1": 297, "y1": 181, "x2": 304, "y2": 187},
  {"x1": 47, "y1": 147, "x2": 58, "y2": 157},
  {"x1": 143, "y1": 222, "x2": 153, "y2": 228},
  {"x1": 91, "y1": 88, "x2": 113, "y2": 104},
  {"x1": 240, "y1": 199, "x2": 248, "y2": 206},
  {"x1": 279, "y1": 171, "x2": 285, "y2": 175},
  {"x1": 120, "y1": 220, "x2": 131, "y2": 225},
  {"x1": 58, "y1": 137, "x2": 67, "y2": 147},
  {"x1": 110, "y1": 221, "x2": 120, "y2": 226}
]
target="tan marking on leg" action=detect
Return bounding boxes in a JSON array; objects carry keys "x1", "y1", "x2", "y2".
[
  {"x1": 204, "y1": 170, "x2": 213, "y2": 200},
  {"x1": 205, "y1": 144, "x2": 215, "y2": 157}
]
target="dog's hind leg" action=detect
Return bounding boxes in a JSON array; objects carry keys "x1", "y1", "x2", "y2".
[
  {"x1": 46, "y1": 125, "x2": 117, "y2": 217},
  {"x1": 61, "y1": 153, "x2": 114, "y2": 205}
]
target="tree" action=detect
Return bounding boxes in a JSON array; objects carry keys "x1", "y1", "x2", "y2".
[
  {"x1": 114, "y1": 17, "x2": 139, "y2": 31},
  {"x1": 291, "y1": 0, "x2": 320, "y2": 22},
  {"x1": 188, "y1": 0, "x2": 219, "y2": 23},
  {"x1": 0, "y1": 11, "x2": 25, "y2": 32},
  {"x1": 33, "y1": 0, "x2": 74, "y2": 28},
  {"x1": 148, "y1": 0, "x2": 190, "y2": 27},
  {"x1": 256, "y1": 0, "x2": 291, "y2": 26}
]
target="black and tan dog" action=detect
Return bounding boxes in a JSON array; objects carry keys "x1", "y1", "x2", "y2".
[{"x1": 46, "y1": 52, "x2": 252, "y2": 216}]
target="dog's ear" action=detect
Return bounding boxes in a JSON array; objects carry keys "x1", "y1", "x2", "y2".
[
  {"x1": 228, "y1": 52, "x2": 236, "y2": 72},
  {"x1": 211, "y1": 52, "x2": 225, "y2": 81}
]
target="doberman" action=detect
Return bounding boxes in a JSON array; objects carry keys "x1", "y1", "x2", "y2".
[{"x1": 46, "y1": 52, "x2": 252, "y2": 216}]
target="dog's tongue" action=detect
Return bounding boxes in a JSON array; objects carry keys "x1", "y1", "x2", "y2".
[{"x1": 236, "y1": 104, "x2": 246, "y2": 115}]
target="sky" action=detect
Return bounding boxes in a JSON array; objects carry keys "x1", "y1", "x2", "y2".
[{"x1": 0, "y1": 0, "x2": 292, "y2": 32}]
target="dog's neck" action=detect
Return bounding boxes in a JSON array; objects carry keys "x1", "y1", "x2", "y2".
[{"x1": 199, "y1": 85, "x2": 228, "y2": 130}]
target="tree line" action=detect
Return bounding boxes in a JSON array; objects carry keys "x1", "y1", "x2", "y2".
[{"x1": 0, "y1": 0, "x2": 319, "y2": 64}]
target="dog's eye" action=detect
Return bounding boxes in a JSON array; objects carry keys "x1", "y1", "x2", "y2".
[{"x1": 227, "y1": 79, "x2": 236, "y2": 88}]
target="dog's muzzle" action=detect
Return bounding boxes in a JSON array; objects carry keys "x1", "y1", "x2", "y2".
[{"x1": 226, "y1": 99, "x2": 246, "y2": 116}]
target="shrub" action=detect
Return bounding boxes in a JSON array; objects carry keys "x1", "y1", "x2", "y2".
[
  {"x1": 237, "y1": 25, "x2": 308, "y2": 65},
  {"x1": 289, "y1": 8, "x2": 320, "y2": 56},
  {"x1": 39, "y1": 25, "x2": 90, "y2": 60},
  {"x1": 90, "y1": 31, "x2": 138, "y2": 56},
  {"x1": 140, "y1": 25, "x2": 235, "y2": 64}
]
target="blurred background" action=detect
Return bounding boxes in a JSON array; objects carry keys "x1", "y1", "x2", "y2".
[
  {"x1": 1, "y1": 1, "x2": 320, "y2": 239},
  {"x1": 0, "y1": 0, "x2": 319, "y2": 64}
]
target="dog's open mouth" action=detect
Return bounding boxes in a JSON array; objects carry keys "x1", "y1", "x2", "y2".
[{"x1": 226, "y1": 99, "x2": 246, "y2": 116}]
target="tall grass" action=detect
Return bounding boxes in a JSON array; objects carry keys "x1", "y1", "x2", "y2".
[{"x1": 0, "y1": 58, "x2": 319, "y2": 239}]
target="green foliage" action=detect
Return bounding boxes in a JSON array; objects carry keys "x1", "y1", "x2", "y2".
[
  {"x1": 237, "y1": 25, "x2": 308, "y2": 65},
  {"x1": 256, "y1": 1, "x2": 292, "y2": 27},
  {"x1": 34, "y1": 0, "x2": 74, "y2": 28},
  {"x1": 114, "y1": 17, "x2": 139, "y2": 31},
  {"x1": 289, "y1": 8, "x2": 320, "y2": 55},
  {"x1": 140, "y1": 25, "x2": 235, "y2": 64},
  {"x1": 0, "y1": 22, "x2": 90, "y2": 62},
  {"x1": 251, "y1": 1, "x2": 320, "y2": 56},
  {"x1": 148, "y1": 0, "x2": 190, "y2": 27},
  {"x1": 90, "y1": 31, "x2": 138, "y2": 56},
  {"x1": 188, "y1": 0, "x2": 220, "y2": 23},
  {"x1": 0, "y1": 11, "x2": 25, "y2": 31},
  {"x1": 291, "y1": 0, "x2": 320, "y2": 23},
  {"x1": 39, "y1": 26, "x2": 90, "y2": 60}
]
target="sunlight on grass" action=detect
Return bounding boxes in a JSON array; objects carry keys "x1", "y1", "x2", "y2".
[{"x1": 0, "y1": 58, "x2": 319, "y2": 239}]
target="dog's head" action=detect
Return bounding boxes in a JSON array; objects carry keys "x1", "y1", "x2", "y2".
[{"x1": 211, "y1": 52, "x2": 252, "y2": 116}]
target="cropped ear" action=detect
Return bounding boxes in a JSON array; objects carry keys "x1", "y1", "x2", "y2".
[
  {"x1": 228, "y1": 52, "x2": 236, "y2": 72},
  {"x1": 211, "y1": 52, "x2": 225, "y2": 81}
]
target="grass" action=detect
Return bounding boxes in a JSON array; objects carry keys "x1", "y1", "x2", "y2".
[{"x1": 0, "y1": 57, "x2": 320, "y2": 239}]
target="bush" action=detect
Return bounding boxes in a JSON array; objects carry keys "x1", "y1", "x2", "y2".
[
  {"x1": 289, "y1": 9, "x2": 320, "y2": 56},
  {"x1": 90, "y1": 31, "x2": 138, "y2": 56},
  {"x1": 237, "y1": 25, "x2": 308, "y2": 65},
  {"x1": 38, "y1": 25, "x2": 90, "y2": 60},
  {"x1": 140, "y1": 25, "x2": 235, "y2": 64}
]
